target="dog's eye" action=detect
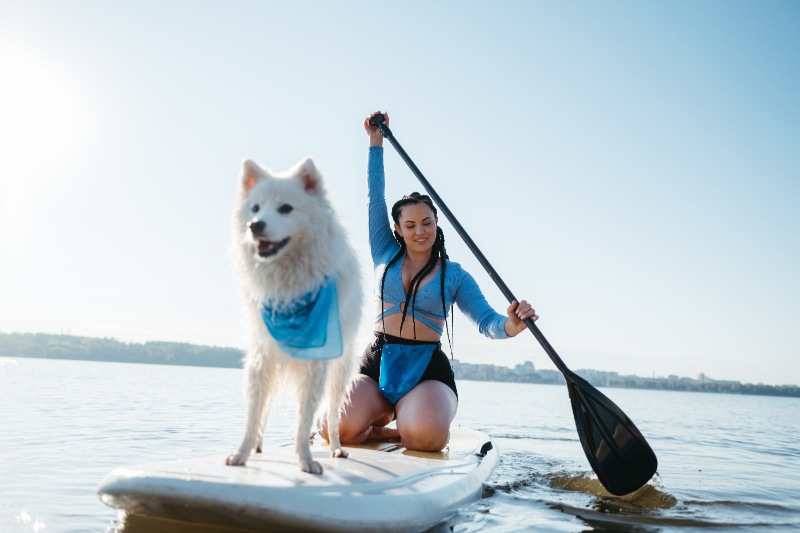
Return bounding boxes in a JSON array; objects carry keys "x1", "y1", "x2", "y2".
[
  {"x1": 251, "y1": 204, "x2": 260, "y2": 213},
  {"x1": 278, "y1": 204, "x2": 293, "y2": 214}
]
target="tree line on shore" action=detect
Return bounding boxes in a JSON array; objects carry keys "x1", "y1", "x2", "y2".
[
  {"x1": 2, "y1": 331, "x2": 798, "y2": 398},
  {"x1": 0, "y1": 331, "x2": 243, "y2": 368}
]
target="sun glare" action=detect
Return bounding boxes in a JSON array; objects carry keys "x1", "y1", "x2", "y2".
[
  {"x1": 0, "y1": 42, "x2": 91, "y2": 256},
  {"x1": 0, "y1": 47, "x2": 88, "y2": 169}
]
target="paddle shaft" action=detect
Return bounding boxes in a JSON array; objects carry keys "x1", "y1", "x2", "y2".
[{"x1": 371, "y1": 115, "x2": 570, "y2": 375}]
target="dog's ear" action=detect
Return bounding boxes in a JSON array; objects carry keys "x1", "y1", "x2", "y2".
[
  {"x1": 241, "y1": 159, "x2": 264, "y2": 191},
  {"x1": 297, "y1": 157, "x2": 321, "y2": 193}
]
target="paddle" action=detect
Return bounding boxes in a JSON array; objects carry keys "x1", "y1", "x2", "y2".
[{"x1": 368, "y1": 113, "x2": 658, "y2": 496}]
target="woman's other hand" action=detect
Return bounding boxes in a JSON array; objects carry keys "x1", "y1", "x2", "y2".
[{"x1": 504, "y1": 300, "x2": 538, "y2": 337}]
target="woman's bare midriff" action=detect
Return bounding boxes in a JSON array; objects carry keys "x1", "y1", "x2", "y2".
[{"x1": 374, "y1": 303, "x2": 443, "y2": 342}]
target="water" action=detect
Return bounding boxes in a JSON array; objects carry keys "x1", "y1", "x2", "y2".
[{"x1": 1, "y1": 357, "x2": 799, "y2": 532}]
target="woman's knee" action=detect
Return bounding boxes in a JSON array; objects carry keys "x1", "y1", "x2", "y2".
[
  {"x1": 395, "y1": 381, "x2": 457, "y2": 451},
  {"x1": 400, "y1": 422, "x2": 450, "y2": 452},
  {"x1": 319, "y1": 417, "x2": 360, "y2": 443},
  {"x1": 331, "y1": 376, "x2": 393, "y2": 444},
  {"x1": 337, "y1": 417, "x2": 368, "y2": 443}
]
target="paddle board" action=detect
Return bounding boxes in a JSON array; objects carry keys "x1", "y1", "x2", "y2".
[{"x1": 97, "y1": 427, "x2": 498, "y2": 532}]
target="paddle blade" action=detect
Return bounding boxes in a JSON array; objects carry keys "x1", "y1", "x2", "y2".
[{"x1": 566, "y1": 374, "x2": 658, "y2": 495}]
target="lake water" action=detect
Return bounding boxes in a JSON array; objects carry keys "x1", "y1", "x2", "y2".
[{"x1": 1, "y1": 357, "x2": 799, "y2": 532}]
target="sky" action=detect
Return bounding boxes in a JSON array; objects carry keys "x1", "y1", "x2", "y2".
[{"x1": 1, "y1": 1, "x2": 798, "y2": 386}]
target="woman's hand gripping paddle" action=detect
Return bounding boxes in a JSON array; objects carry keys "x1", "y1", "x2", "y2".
[{"x1": 368, "y1": 113, "x2": 658, "y2": 496}]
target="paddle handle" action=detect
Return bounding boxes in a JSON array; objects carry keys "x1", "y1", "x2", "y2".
[{"x1": 369, "y1": 113, "x2": 571, "y2": 375}]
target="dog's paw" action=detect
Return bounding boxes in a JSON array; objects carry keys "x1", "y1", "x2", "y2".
[
  {"x1": 225, "y1": 452, "x2": 248, "y2": 466},
  {"x1": 330, "y1": 448, "x2": 349, "y2": 459},
  {"x1": 300, "y1": 459, "x2": 324, "y2": 474}
]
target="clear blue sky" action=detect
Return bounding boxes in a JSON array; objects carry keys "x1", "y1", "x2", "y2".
[{"x1": 1, "y1": 1, "x2": 798, "y2": 386}]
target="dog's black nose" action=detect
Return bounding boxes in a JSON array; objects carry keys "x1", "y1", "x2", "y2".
[{"x1": 249, "y1": 219, "x2": 266, "y2": 235}]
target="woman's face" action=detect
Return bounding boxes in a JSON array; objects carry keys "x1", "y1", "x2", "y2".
[{"x1": 395, "y1": 203, "x2": 437, "y2": 255}]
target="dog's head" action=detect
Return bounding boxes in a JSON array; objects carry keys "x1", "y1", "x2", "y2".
[{"x1": 235, "y1": 157, "x2": 328, "y2": 263}]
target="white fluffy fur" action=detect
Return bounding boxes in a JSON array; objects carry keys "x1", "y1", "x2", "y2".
[{"x1": 225, "y1": 157, "x2": 363, "y2": 473}]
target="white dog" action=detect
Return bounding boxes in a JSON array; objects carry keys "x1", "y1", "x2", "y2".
[{"x1": 225, "y1": 157, "x2": 363, "y2": 473}]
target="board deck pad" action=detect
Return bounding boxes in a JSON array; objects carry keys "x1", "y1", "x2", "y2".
[{"x1": 98, "y1": 427, "x2": 498, "y2": 533}]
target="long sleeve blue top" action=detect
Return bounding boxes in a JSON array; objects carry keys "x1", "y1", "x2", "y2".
[{"x1": 368, "y1": 146, "x2": 509, "y2": 339}]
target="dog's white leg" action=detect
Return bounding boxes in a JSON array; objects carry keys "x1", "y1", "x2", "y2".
[
  {"x1": 255, "y1": 395, "x2": 273, "y2": 453},
  {"x1": 293, "y1": 360, "x2": 328, "y2": 474},
  {"x1": 226, "y1": 357, "x2": 272, "y2": 466},
  {"x1": 325, "y1": 362, "x2": 352, "y2": 459}
]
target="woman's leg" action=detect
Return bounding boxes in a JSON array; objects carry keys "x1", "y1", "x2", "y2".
[
  {"x1": 395, "y1": 380, "x2": 457, "y2": 452},
  {"x1": 322, "y1": 375, "x2": 395, "y2": 444}
]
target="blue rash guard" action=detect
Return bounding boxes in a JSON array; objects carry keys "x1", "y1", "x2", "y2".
[{"x1": 368, "y1": 146, "x2": 509, "y2": 340}]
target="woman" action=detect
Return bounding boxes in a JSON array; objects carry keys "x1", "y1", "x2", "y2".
[{"x1": 336, "y1": 111, "x2": 538, "y2": 452}]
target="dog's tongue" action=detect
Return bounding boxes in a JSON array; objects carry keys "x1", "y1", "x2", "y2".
[
  {"x1": 256, "y1": 237, "x2": 290, "y2": 258},
  {"x1": 258, "y1": 240, "x2": 277, "y2": 253}
]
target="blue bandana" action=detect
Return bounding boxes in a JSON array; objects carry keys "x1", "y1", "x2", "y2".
[
  {"x1": 379, "y1": 344, "x2": 436, "y2": 403},
  {"x1": 259, "y1": 278, "x2": 343, "y2": 360}
]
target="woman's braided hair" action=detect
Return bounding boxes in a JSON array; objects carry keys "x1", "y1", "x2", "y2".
[{"x1": 380, "y1": 192, "x2": 453, "y2": 352}]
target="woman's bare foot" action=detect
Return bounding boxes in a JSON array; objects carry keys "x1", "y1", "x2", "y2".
[{"x1": 367, "y1": 425, "x2": 400, "y2": 441}]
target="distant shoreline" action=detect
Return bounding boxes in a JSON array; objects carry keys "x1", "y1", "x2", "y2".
[{"x1": 2, "y1": 331, "x2": 798, "y2": 398}]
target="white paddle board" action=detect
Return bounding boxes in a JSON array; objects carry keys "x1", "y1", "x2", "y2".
[{"x1": 97, "y1": 427, "x2": 498, "y2": 532}]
